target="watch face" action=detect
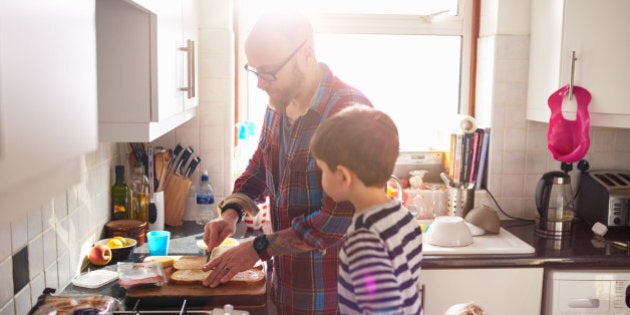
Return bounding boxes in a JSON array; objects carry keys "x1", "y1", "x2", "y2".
[{"x1": 254, "y1": 235, "x2": 269, "y2": 251}]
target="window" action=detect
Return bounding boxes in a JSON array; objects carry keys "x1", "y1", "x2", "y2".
[{"x1": 237, "y1": 0, "x2": 472, "y2": 152}]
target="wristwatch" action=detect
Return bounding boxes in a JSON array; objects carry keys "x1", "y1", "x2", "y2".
[{"x1": 253, "y1": 234, "x2": 271, "y2": 261}]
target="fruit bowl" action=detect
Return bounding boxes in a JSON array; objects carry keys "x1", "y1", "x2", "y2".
[{"x1": 94, "y1": 237, "x2": 137, "y2": 263}]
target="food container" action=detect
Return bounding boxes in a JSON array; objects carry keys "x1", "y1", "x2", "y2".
[
  {"x1": 425, "y1": 216, "x2": 473, "y2": 247},
  {"x1": 106, "y1": 219, "x2": 147, "y2": 245},
  {"x1": 94, "y1": 237, "x2": 137, "y2": 262}
]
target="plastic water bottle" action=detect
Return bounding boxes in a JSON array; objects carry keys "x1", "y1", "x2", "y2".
[{"x1": 195, "y1": 170, "x2": 216, "y2": 225}]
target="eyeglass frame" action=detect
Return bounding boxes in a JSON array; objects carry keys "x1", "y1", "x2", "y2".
[{"x1": 243, "y1": 40, "x2": 308, "y2": 82}]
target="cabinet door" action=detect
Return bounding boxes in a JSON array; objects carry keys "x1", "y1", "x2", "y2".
[
  {"x1": 420, "y1": 268, "x2": 543, "y2": 315},
  {"x1": 527, "y1": 0, "x2": 630, "y2": 128},
  {"x1": 560, "y1": 0, "x2": 630, "y2": 126},
  {"x1": 0, "y1": 0, "x2": 97, "y2": 221}
]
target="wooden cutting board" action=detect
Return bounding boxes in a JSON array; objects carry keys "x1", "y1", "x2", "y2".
[{"x1": 125, "y1": 256, "x2": 266, "y2": 309}]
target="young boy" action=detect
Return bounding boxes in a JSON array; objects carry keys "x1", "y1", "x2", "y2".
[{"x1": 310, "y1": 105, "x2": 423, "y2": 314}]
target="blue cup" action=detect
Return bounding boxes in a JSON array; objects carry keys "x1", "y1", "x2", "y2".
[{"x1": 147, "y1": 230, "x2": 170, "y2": 256}]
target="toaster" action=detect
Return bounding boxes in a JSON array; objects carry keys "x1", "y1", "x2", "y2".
[{"x1": 577, "y1": 170, "x2": 630, "y2": 228}]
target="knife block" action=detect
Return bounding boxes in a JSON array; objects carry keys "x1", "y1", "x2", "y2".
[{"x1": 163, "y1": 174, "x2": 192, "y2": 226}]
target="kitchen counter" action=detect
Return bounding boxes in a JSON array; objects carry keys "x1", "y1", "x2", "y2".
[
  {"x1": 62, "y1": 219, "x2": 630, "y2": 312},
  {"x1": 423, "y1": 218, "x2": 630, "y2": 268}
]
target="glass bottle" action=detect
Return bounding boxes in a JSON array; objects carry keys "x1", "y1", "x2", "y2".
[
  {"x1": 111, "y1": 165, "x2": 130, "y2": 220},
  {"x1": 130, "y1": 162, "x2": 150, "y2": 223}
]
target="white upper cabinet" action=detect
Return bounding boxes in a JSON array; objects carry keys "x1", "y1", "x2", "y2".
[
  {"x1": 0, "y1": 0, "x2": 97, "y2": 222},
  {"x1": 527, "y1": 0, "x2": 630, "y2": 128},
  {"x1": 97, "y1": 0, "x2": 198, "y2": 142}
]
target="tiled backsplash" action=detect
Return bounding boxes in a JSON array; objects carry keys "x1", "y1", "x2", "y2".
[{"x1": 0, "y1": 143, "x2": 118, "y2": 315}]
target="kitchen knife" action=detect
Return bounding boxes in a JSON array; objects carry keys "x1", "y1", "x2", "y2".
[
  {"x1": 184, "y1": 156, "x2": 201, "y2": 179},
  {"x1": 176, "y1": 147, "x2": 194, "y2": 176},
  {"x1": 163, "y1": 144, "x2": 184, "y2": 187}
]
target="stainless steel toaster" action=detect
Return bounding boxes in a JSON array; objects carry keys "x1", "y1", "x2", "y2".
[{"x1": 577, "y1": 170, "x2": 630, "y2": 228}]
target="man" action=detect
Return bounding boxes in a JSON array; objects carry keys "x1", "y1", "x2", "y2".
[{"x1": 201, "y1": 10, "x2": 373, "y2": 314}]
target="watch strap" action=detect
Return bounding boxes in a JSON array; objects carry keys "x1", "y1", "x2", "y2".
[{"x1": 253, "y1": 235, "x2": 271, "y2": 261}]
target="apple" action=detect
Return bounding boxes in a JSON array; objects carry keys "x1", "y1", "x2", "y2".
[{"x1": 88, "y1": 244, "x2": 112, "y2": 266}]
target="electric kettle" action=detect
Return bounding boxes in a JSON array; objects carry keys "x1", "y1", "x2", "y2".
[{"x1": 534, "y1": 171, "x2": 575, "y2": 238}]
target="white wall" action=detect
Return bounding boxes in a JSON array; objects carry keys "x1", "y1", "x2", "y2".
[{"x1": 0, "y1": 143, "x2": 120, "y2": 315}]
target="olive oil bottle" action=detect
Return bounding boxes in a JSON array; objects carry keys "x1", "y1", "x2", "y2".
[
  {"x1": 111, "y1": 165, "x2": 131, "y2": 220},
  {"x1": 130, "y1": 162, "x2": 149, "y2": 223}
]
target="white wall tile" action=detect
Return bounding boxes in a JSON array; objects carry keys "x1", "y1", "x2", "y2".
[
  {"x1": 27, "y1": 207, "x2": 42, "y2": 241},
  {"x1": 0, "y1": 258, "x2": 13, "y2": 307},
  {"x1": 41, "y1": 201, "x2": 54, "y2": 231},
  {"x1": 57, "y1": 253, "x2": 70, "y2": 290},
  {"x1": 13, "y1": 287, "x2": 30, "y2": 315},
  {"x1": 42, "y1": 228, "x2": 57, "y2": 270},
  {"x1": 53, "y1": 192, "x2": 68, "y2": 221},
  {"x1": 44, "y1": 262, "x2": 59, "y2": 291},
  {"x1": 10, "y1": 216, "x2": 27, "y2": 255},
  {"x1": 0, "y1": 300, "x2": 14, "y2": 315},
  {"x1": 0, "y1": 223, "x2": 10, "y2": 261},
  {"x1": 27, "y1": 236, "x2": 43, "y2": 281},
  {"x1": 29, "y1": 273, "x2": 45, "y2": 306}
]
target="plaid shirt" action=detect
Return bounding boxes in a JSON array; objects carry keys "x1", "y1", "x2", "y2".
[{"x1": 233, "y1": 64, "x2": 372, "y2": 314}]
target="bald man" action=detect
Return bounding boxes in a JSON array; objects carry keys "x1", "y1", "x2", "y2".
[{"x1": 201, "y1": 10, "x2": 374, "y2": 314}]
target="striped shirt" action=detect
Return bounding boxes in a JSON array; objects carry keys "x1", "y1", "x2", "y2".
[
  {"x1": 233, "y1": 63, "x2": 372, "y2": 314},
  {"x1": 338, "y1": 199, "x2": 423, "y2": 315}
]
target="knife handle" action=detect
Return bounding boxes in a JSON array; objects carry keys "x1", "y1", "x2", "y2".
[
  {"x1": 176, "y1": 147, "x2": 194, "y2": 175},
  {"x1": 185, "y1": 156, "x2": 201, "y2": 178}
]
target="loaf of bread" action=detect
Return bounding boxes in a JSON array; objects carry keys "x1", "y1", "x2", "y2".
[
  {"x1": 172, "y1": 255, "x2": 264, "y2": 271},
  {"x1": 170, "y1": 268, "x2": 265, "y2": 286}
]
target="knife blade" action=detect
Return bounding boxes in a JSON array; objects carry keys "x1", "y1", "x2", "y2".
[
  {"x1": 176, "y1": 147, "x2": 194, "y2": 176},
  {"x1": 184, "y1": 156, "x2": 201, "y2": 179}
]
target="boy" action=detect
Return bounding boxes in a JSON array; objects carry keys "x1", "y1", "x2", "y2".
[{"x1": 310, "y1": 105, "x2": 423, "y2": 314}]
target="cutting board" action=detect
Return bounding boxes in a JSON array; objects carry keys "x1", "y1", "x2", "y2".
[
  {"x1": 125, "y1": 256, "x2": 266, "y2": 309},
  {"x1": 423, "y1": 228, "x2": 535, "y2": 255}
]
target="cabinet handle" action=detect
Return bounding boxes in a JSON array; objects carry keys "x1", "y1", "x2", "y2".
[{"x1": 179, "y1": 39, "x2": 195, "y2": 99}]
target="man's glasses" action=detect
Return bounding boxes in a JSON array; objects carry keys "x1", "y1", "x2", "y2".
[{"x1": 244, "y1": 40, "x2": 307, "y2": 82}]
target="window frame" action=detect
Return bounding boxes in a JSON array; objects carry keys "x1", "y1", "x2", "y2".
[{"x1": 235, "y1": 1, "x2": 476, "y2": 135}]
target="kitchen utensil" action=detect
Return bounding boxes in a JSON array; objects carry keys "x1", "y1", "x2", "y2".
[
  {"x1": 464, "y1": 205, "x2": 501, "y2": 234},
  {"x1": 446, "y1": 185, "x2": 475, "y2": 217},
  {"x1": 147, "y1": 230, "x2": 171, "y2": 256},
  {"x1": 163, "y1": 173, "x2": 193, "y2": 226},
  {"x1": 176, "y1": 147, "x2": 194, "y2": 176},
  {"x1": 125, "y1": 256, "x2": 266, "y2": 309},
  {"x1": 425, "y1": 216, "x2": 473, "y2": 247},
  {"x1": 163, "y1": 144, "x2": 184, "y2": 188},
  {"x1": 184, "y1": 156, "x2": 201, "y2": 179},
  {"x1": 535, "y1": 171, "x2": 575, "y2": 238}
]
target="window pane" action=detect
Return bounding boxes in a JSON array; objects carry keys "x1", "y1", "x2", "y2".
[
  {"x1": 314, "y1": 33, "x2": 461, "y2": 151},
  {"x1": 242, "y1": 0, "x2": 459, "y2": 16}
]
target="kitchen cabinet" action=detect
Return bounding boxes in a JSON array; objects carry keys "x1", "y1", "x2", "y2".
[
  {"x1": 420, "y1": 268, "x2": 543, "y2": 314},
  {"x1": 527, "y1": 0, "x2": 630, "y2": 128},
  {"x1": 0, "y1": 0, "x2": 97, "y2": 223},
  {"x1": 96, "y1": 0, "x2": 198, "y2": 142}
]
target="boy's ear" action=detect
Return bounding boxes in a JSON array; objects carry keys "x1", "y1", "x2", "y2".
[{"x1": 335, "y1": 165, "x2": 354, "y2": 186}]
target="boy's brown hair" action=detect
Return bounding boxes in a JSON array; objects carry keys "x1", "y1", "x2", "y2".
[{"x1": 310, "y1": 105, "x2": 399, "y2": 187}]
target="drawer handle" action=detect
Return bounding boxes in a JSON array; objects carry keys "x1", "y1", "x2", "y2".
[{"x1": 568, "y1": 298, "x2": 600, "y2": 308}]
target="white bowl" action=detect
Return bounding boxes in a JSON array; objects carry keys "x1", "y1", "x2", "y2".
[{"x1": 426, "y1": 216, "x2": 473, "y2": 247}]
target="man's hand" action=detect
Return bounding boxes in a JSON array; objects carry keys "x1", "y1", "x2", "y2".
[
  {"x1": 203, "y1": 211, "x2": 239, "y2": 251},
  {"x1": 201, "y1": 239, "x2": 259, "y2": 288}
]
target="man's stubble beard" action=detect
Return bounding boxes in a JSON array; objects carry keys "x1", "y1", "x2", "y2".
[{"x1": 267, "y1": 66, "x2": 305, "y2": 112}]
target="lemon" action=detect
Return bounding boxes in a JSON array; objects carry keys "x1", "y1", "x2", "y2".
[
  {"x1": 219, "y1": 237, "x2": 239, "y2": 247},
  {"x1": 107, "y1": 238, "x2": 124, "y2": 249},
  {"x1": 113, "y1": 236, "x2": 127, "y2": 246}
]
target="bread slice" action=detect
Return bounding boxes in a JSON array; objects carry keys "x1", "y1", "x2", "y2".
[
  {"x1": 143, "y1": 256, "x2": 175, "y2": 267},
  {"x1": 170, "y1": 268, "x2": 265, "y2": 286},
  {"x1": 173, "y1": 256, "x2": 207, "y2": 270}
]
